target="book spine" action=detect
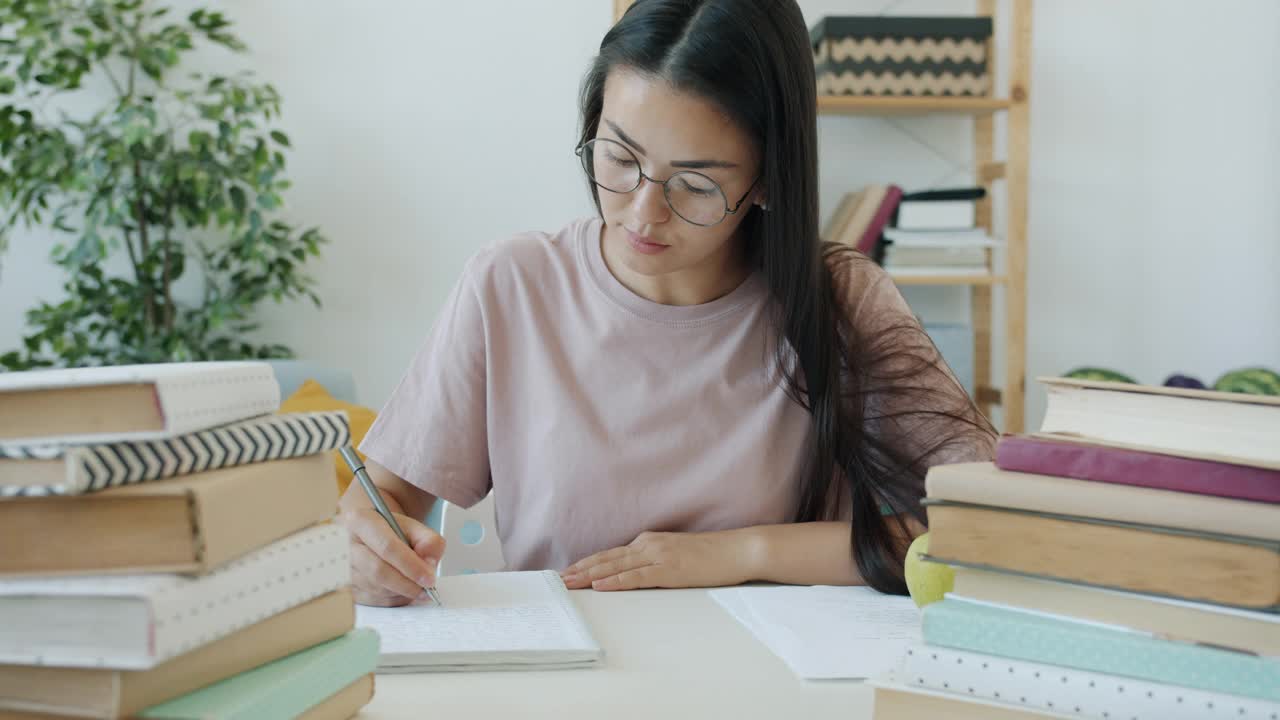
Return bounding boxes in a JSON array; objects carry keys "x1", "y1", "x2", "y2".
[
  {"x1": 859, "y1": 185, "x2": 904, "y2": 254},
  {"x1": 0, "y1": 412, "x2": 351, "y2": 498},
  {"x1": 995, "y1": 435, "x2": 1280, "y2": 504},
  {"x1": 900, "y1": 644, "x2": 1280, "y2": 720},
  {"x1": 922, "y1": 599, "x2": 1280, "y2": 702},
  {"x1": 148, "y1": 525, "x2": 352, "y2": 669}
]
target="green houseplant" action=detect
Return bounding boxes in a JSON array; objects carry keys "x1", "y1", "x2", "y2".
[{"x1": 0, "y1": 0, "x2": 326, "y2": 369}]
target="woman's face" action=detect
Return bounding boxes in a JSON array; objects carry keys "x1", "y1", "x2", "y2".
[{"x1": 593, "y1": 68, "x2": 762, "y2": 288}]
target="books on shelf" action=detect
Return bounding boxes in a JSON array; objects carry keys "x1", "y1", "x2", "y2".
[
  {"x1": 824, "y1": 186, "x2": 1001, "y2": 277},
  {"x1": 881, "y1": 228, "x2": 995, "y2": 275},
  {"x1": 874, "y1": 375, "x2": 1280, "y2": 719},
  {"x1": 823, "y1": 184, "x2": 903, "y2": 255},
  {"x1": 895, "y1": 187, "x2": 986, "y2": 230},
  {"x1": 883, "y1": 228, "x2": 996, "y2": 248},
  {"x1": 873, "y1": 187, "x2": 995, "y2": 275},
  {"x1": 0, "y1": 361, "x2": 374, "y2": 720}
]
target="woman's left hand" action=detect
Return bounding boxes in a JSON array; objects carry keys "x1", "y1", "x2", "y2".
[{"x1": 561, "y1": 529, "x2": 764, "y2": 591}]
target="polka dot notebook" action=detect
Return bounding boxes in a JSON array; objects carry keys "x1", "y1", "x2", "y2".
[
  {"x1": 922, "y1": 598, "x2": 1280, "y2": 704},
  {"x1": 894, "y1": 643, "x2": 1280, "y2": 720},
  {"x1": 0, "y1": 524, "x2": 350, "y2": 670}
]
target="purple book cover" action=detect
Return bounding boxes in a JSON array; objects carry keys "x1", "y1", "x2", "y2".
[
  {"x1": 858, "y1": 185, "x2": 903, "y2": 255},
  {"x1": 996, "y1": 435, "x2": 1280, "y2": 504}
]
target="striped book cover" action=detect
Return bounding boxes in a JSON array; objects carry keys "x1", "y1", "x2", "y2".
[
  {"x1": 0, "y1": 411, "x2": 350, "y2": 498},
  {"x1": 923, "y1": 598, "x2": 1280, "y2": 703}
]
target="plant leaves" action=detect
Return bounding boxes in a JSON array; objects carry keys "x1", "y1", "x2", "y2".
[{"x1": 0, "y1": 0, "x2": 329, "y2": 368}]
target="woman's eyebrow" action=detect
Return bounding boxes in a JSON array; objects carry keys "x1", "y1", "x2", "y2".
[{"x1": 603, "y1": 118, "x2": 739, "y2": 170}]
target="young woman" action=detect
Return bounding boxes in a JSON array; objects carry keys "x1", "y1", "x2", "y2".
[{"x1": 338, "y1": 0, "x2": 995, "y2": 607}]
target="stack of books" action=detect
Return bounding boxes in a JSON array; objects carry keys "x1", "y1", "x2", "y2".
[
  {"x1": 880, "y1": 187, "x2": 995, "y2": 276},
  {"x1": 0, "y1": 361, "x2": 377, "y2": 720},
  {"x1": 875, "y1": 376, "x2": 1280, "y2": 719}
]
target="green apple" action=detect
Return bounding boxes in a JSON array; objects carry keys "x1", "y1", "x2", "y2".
[{"x1": 903, "y1": 532, "x2": 954, "y2": 608}]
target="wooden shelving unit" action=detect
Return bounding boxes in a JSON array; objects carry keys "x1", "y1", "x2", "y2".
[
  {"x1": 817, "y1": 95, "x2": 1011, "y2": 115},
  {"x1": 610, "y1": 0, "x2": 1032, "y2": 432},
  {"x1": 890, "y1": 273, "x2": 1009, "y2": 287}
]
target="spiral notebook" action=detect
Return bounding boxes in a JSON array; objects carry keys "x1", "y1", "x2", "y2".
[{"x1": 355, "y1": 570, "x2": 603, "y2": 673}]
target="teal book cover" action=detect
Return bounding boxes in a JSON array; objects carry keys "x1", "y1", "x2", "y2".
[
  {"x1": 923, "y1": 599, "x2": 1280, "y2": 702},
  {"x1": 139, "y1": 628, "x2": 379, "y2": 720}
]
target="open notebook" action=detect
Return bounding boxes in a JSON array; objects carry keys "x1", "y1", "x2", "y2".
[{"x1": 355, "y1": 570, "x2": 603, "y2": 673}]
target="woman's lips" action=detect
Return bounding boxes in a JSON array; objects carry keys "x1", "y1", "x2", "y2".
[{"x1": 626, "y1": 230, "x2": 669, "y2": 255}]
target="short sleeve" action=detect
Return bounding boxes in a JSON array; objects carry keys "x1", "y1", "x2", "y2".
[
  {"x1": 359, "y1": 257, "x2": 492, "y2": 508},
  {"x1": 833, "y1": 253, "x2": 997, "y2": 478}
]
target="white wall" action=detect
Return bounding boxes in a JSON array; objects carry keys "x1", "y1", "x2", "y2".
[{"x1": 1, "y1": 0, "x2": 1277, "y2": 431}]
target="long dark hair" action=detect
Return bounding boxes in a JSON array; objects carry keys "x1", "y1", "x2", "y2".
[{"x1": 579, "y1": 0, "x2": 994, "y2": 594}]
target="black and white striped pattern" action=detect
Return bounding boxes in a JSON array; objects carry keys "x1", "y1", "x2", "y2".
[{"x1": 0, "y1": 411, "x2": 351, "y2": 498}]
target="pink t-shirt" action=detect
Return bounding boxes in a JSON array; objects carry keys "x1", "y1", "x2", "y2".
[{"x1": 360, "y1": 216, "x2": 991, "y2": 571}]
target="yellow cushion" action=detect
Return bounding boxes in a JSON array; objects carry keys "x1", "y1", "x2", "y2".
[{"x1": 279, "y1": 379, "x2": 377, "y2": 496}]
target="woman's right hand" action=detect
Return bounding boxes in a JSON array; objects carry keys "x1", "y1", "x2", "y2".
[{"x1": 340, "y1": 507, "x2": 447, "y2": 607}]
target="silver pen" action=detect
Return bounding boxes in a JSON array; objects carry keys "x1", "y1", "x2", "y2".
[{"x1": 339, "y1": 446, "x2": 444, "y2": 607}]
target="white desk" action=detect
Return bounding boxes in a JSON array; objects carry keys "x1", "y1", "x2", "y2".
[{"x1": 358, "y1": 587, "x2": 875, "y2": 719}]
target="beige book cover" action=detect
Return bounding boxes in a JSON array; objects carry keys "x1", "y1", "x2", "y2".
[
  {"x1": 0, "y1": 452, "x2": 338, "y2": 576},
  {"x1": 836, "y1": 184, "x2": 888, "y2": 250},
  {"x1": 0, "y1": 362, "x2": 280, "y2": 445},
  {"x1": 926, "y1": 502, "x2": 1280, "y2": 609},
  {"x1": 926, "y1": 462, "x2": 1280, "y2": 541},
  {"x1": 1037, "y1": 376, "x2": 1280, "y2": 469},
  {"x1": 951, "y1": 567, "x2": 1280, "y2": 656}
]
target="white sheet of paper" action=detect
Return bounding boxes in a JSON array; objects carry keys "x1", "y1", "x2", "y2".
[{"x1": 709, "y1": 585, "x2": 920, "y2": 680}]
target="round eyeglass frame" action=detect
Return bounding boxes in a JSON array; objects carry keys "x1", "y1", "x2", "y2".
[{"x1": 575, "y1": 138, "x2": 759, "y2": 227}]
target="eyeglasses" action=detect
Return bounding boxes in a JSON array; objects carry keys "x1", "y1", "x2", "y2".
[{"x1": 575, "y1": 138, "x2": 758, "y2": 227}]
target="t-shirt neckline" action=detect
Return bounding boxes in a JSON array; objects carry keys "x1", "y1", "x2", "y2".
[{"x1": 580, "y1": 216, "x2": 766, "y2": 326}]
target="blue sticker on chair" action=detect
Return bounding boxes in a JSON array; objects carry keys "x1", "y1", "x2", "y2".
[
  {"x1": 460, "y1": 520, "x2": 484, "y2": 546},
  {"x1": 461, "y1": 569, "x2": 479, "y2": 575}
]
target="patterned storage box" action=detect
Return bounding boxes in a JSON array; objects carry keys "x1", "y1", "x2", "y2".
[{"x1": 811, "y1": 17, "x2": 993, "y2": 97}]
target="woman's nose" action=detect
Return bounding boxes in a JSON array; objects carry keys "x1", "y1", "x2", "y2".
[{"x1": 630, "y1": 175, "x2": 671, "y2": 225}]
